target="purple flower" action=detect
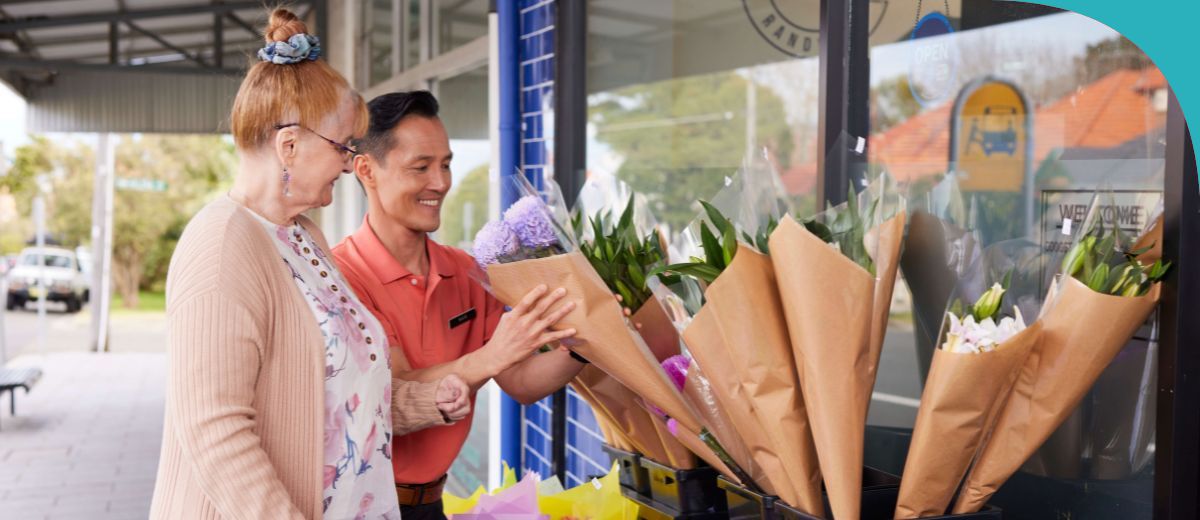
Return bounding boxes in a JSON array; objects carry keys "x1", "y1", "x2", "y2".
[
  {"x1": 504, "y1": 195, "x2": 560, "y2": 249},
  {"x1": 472, "y1": 220, "x2": 520, "y2": 270},
  {"x1": 661, "y1": 355, "x2": 690, "y2": 392}
]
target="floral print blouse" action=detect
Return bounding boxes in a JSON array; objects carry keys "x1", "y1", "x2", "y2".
[{"x1": 251, "y1": 212, "x2": 400, "y2": 520}]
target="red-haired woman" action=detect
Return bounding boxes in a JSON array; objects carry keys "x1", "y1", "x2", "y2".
[{"x1": 149, "y1": 9, "x2": 470, "y2": 519}]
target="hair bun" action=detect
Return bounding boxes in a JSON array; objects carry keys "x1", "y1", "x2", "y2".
[{"x1": 264, "y1": 8, "x2": 309, "y2": 43}]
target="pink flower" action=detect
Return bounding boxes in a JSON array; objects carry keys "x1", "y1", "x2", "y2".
[
  {"x1": 355, "y1": 492, "x2": 375, "y2": 519},
  {"x1": 324, "y1": 393, "x2": 347, "y2": 462},
  {"x1": 323, "y1": 465, "x2": 337, "y2": 489},
  {"x1": 363, "y1": 423, "x2": 379, "y2": 462},
  {"x1": 275, "y1": 225, "x2": 304, "y2": 257},
  {"x1": 347, "y1": 394, "x2": 361, "y2": 414}
]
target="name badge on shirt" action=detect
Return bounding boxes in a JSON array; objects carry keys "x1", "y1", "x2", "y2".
[{"x1": 449, "y1": 308, "x2": 477, "y2": 329}]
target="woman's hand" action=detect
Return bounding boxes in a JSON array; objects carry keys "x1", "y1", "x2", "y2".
[
  {"x1": 481, "y1": 285, "x2": 578, "y2": 375},
  {"x1": 435, "y1": 374, "x2": 471, "y2": 423}
]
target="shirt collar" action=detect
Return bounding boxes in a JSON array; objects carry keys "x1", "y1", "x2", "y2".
[{"x1": 350, "y1": 215, "x2": 456, "y2": 285}]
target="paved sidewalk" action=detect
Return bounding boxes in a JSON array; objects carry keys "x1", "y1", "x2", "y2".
[{"x1": 0, "y1": 352, "x2": 165, "y2": 519}]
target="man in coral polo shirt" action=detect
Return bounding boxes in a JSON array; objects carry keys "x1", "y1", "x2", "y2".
[{"x1": 333, "y1": 91, "x2": 586, "y2": 520}]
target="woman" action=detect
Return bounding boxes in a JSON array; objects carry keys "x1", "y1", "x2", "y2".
[{"x1": 148, "y1": 10, "x2": 473, "y2": 519}]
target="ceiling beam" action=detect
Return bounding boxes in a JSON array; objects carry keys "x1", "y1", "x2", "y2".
[
  {"x1": 225, "y1": 12, "x2": 261, "y2": 40},
  {"x1": 69, "y1": 37, "x2": 260, "y2": 63},
  {"x1": 0, "y1": 56, "x2": 242, "y2": 76},
  {"x1": 0, "y1": 1, "x2": 313, "y2": 32},
  {"x1": 125, "y1": 20, "x2": 208, "y2": 67},
  {"x1": 29, "y1": 24, "x2": 238, "y2": 48}
]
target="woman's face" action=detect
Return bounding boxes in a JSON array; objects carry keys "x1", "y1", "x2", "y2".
[{"x1": 276, "y1": 95, "x2": 360, "y2": 209}]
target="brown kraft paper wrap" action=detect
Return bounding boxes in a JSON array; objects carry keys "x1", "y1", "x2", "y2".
[
  {"x1": 952, "y1": 277, "x2": 1162, "y2": 513},
  {"x1": 700, "y1": 244, "x2": 823, "y2": 515},
  {"x1": 893, "y1": 321, "x2": 1042, "y2": 518},
  {"x1": 487, "y1": 252, "x2": 703, "y2": 434},
  {"x1": 866, "y1": 215, "x2": 907, "y2": 394},
  {"x1": 683, "y1": 363, "x2": 760, "y2": 484},
  {"x1": 647, "y1": 406, "x2": 699, "y2": 469},
  {"x1": 573, "y1": 366, "x2": 675, "y2": 463},
  {"x1": 768, "y1": 214, "x2": 875, "y2": 520},
  {"x1": 633, "y1": 297, "x2": 683, "y2": 362},
  {"x1": 684, "y1": 307, "x2": 786, "y2": 498},
  {"x1": 668, "y1": 420, "x2": 736, "y2": 477}
]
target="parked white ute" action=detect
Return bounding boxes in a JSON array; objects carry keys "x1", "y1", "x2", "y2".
[{"x1": 5, "y1": 247, "x2": 90, "y2": 313}]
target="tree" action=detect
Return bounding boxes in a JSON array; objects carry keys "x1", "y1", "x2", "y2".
[
  {"x1": 439, "y1": 163, "x2": 489, "y2": 250},
  {"x1": 106, "y1": 135, "x2": 234, "y2": 307},
  {"x1": 590, "y1": 71, "x2": 795, "y2": 232},
  {"x1": 872, "y1": 76, "x2": 923, "y2": 134},
  {"x1": 11, "y1": 134, "x2": 235, "y2": 308},
  {"x1": 1076, "y1": 36, "x2": 1153, "y2": 86}
]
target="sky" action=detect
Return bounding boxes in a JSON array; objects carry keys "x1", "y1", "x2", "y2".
[{"x1": 0, "y1": 81, "x2": 28, "y2": 161}]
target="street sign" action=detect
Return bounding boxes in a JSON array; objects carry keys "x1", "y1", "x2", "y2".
[
  {"x1": 114, "y1": 178, "x2": 167, "y2": 192},
  {"x1": 950, "y1": 79, "x2": 1031, "y2": 193}
]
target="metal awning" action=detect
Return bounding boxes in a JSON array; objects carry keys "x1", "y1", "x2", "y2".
[{"x1": 0, "y1": 0, "x2": 325, "y2": 133}]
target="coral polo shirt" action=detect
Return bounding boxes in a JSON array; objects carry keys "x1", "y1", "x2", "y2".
[{"x1": 332, "y1": 216, "x2": 504, "y2": 485}]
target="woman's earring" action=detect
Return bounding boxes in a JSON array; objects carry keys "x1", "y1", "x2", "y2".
[{"x1": 282, "y1": 166, "x2": 292, "y2": 198}]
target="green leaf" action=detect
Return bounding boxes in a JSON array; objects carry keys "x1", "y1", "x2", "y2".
[
  {"x1": 700, "y1": 201, "x2": 733, "y2": 236},
  {"x1": 1128, "y1": 244, "x2": 1154, "y2": 257},
  {"x1": 627, "y1": 263, "x2": 646, "y2": 292},
  {"x1": 618, "y1": 192, "x2": 635, "y2": 232},
  {"x1": 613, "y1": 279, "x2": 636, "y2": 310},
  {"x1": 721, "y1": 224, "x2": 737, "y2": 267},
  {"x1": 803, "y1": 219, "x2": 834, "y2": 244},
  {"x1": 1087, "y1": 263, "x2": 1110, "y2": 293},
  {"x1": 655, "y1": 262, "x2": 723, "y2": 285},
  {"x1": 700, "y1": 222, "x2": 724, "y2": 271}
]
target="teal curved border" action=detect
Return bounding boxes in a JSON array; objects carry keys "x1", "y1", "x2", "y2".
[{"x1": 1012, "y1": 0, "x2": 1200, "y2": 157}]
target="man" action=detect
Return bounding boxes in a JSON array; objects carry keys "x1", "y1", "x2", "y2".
[{"x1": 333, "y1": 91, "x2": 587, "y2": 519}]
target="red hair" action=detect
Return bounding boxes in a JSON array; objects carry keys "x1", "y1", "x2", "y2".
[{"x1": 230, "y1": 8, "x2": 368, "y2": 150}]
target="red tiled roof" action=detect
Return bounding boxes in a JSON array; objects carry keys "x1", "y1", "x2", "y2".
[{"x1": 837, "y1": 67, "x2": 1168, "y2": 188}]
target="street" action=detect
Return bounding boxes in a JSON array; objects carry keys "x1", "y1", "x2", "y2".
[{"x1": 1, "y1": 303, "x2": 86, "y2": 361}]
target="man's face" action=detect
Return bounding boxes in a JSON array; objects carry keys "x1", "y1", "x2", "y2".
[{"x1": 370, "y1": 116, "x2": 453, "y2": 233}]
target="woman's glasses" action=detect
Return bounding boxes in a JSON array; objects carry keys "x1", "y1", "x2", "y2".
[{"x1": 274, "y1": 123, "x2": 357, "y2": 161}]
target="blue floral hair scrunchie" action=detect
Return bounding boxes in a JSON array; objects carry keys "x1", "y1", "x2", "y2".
[{"x1": 257, "y1": 33, "x2": 321, "y2": 65}]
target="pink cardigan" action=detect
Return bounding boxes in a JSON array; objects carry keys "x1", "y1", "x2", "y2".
[{"x1": 150, "y1": 197, "x2": 445, "y2": 519}]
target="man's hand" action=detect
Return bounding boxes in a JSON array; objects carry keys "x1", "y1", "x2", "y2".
[
  {"x1": 481, "y1": 284, "x2": 578, "y2": 376},
  {"x1": 435, "y1": 374, "x2": 471, "y2": 423}
]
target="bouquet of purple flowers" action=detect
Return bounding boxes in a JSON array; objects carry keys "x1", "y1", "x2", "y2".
[{"x1": 472, "y1": 176, "x2": 705, "y2": 440}]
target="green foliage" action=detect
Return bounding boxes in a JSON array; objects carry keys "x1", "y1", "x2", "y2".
[
  {"x1": 590, "y1": 72, "x2": 794, "y2": 232},
  {"x1": 6, "y1": 134, "x2": 234, "y2": 308},
  {"x1": 575, "y1": 194, "x2": 669, "y2": 310},
  {"x1": 649, "y1": 201, "x2": 778, "y2": 288},
  {"x1": 802, "y1": 180, "x2": 881, "y2": 276},
  {"x1": 872, "y1": 76, "x2": 923, "y2": 134},
  {"x1": 440, "y1": 164, "x2": 490, "y2": 248},
  {"x1": 1061, "y1": 219, "x2": 1170, "y2": 297}
]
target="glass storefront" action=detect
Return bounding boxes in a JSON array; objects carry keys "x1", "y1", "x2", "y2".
[
  {"x1": 585, "y1": 1, "x2": 822, "y2": 235},
  {"x1": 577, "y1": 1, "x2": 1172, "y2": 518},
  {"x1": 364, "y1": 0, "x2": 491, "y2": 88},
  {"x1": 867, "y1": 3, "x2": 1164, "y2": 518}
]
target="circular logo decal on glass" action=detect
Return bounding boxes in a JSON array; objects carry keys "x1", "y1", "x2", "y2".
[{"x1": 907, "y1": 12, "x2": 959, "y2": 107}]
